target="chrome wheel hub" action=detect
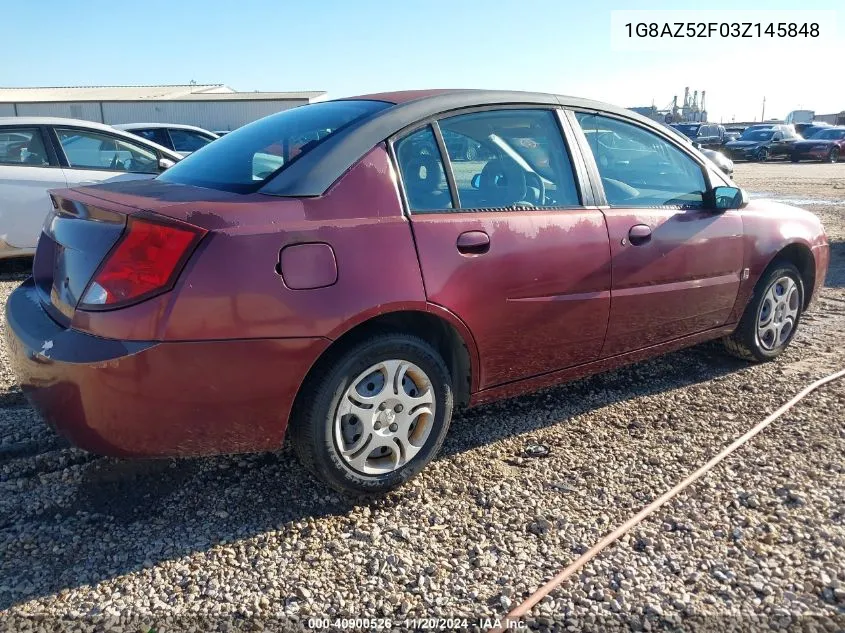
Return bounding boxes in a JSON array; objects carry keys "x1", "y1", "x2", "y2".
[
  {"x1": 757, "y1": 276, "x2": 800, "y2": 351},
  {"x1": 334, "y1": 360, "x2": 435, "y2": 475}
]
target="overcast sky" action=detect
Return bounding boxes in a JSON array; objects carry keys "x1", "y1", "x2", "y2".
[{"x1": 3, "y1": 0, "x2": 843, "y2": 122}]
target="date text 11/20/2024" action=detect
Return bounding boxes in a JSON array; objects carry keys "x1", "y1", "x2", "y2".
[{"x1": 306, "y1": 617, "x2": 527, "y2": 630}]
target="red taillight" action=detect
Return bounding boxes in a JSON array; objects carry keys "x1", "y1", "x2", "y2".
[{"x1": 81, "y1": 216, "x2": 206, "y2": 309}]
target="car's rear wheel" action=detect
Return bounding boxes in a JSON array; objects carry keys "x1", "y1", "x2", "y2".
[
  {"x1": 723, "y1": 262, "x2": 804, "y2": 362},
  {"x1": 829, "y1": 147, "x2": 840, "y2": 163},
  {"x1": 290, "y1": 334, "x2": 453, "y2": 495}
]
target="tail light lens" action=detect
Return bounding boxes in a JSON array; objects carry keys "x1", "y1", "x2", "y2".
[{"x1": 80, "y1": 215, "x2": 206, "y2": 309}]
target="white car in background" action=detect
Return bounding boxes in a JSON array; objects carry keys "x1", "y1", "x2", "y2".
[
  {"x1": 114, "y1": 123, "x2": 219, "y2": 157},
  {"x1": 0, "y1": 117, "x2": 181, "y2": 259}
]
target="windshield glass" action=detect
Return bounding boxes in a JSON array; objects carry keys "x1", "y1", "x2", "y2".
[
  {"x1": 673, "y1": 124, "x2": 700, "y2": 138},
  {"x1": 811, "y1": 128, "x2": 845, "y2": 140},
  {"x1": 159, "y1": 100, "x2": 391, "y2": 193},
  {"x1": 739, "y1": 130, "x2": 774, "y2": 141}
]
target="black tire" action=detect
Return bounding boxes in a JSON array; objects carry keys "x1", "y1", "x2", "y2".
[
  {"x1": 829, "y1": 147, "x2": 840, "y2": 163},
  {"x1": 465, "y1": 145, "x2": 478, "y2": 161},
  {"x1": 790, "y1": 155, "x2": 800, "y2": 163},
  {"x1": 756, "y1": 147, "x2": 769, "y2": 162},
  {"x1": 289, "y1": 333, "x2": 454, "y2": 495},
  {"x1": 723, "y1": 261, "x2": 804, "y2": 362}
]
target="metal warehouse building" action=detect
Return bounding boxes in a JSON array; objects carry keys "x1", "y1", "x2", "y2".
[{"x1": 0, "y1": 84, "x2": 327, "y2": 131}]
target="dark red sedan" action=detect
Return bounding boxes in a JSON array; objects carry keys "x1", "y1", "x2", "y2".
[
  {"x1": 791, "y1": 126, "x2": 845, "y2": 162},
  {"x1": 5, "y1": 90, "x2": 829, "y2": 494}
]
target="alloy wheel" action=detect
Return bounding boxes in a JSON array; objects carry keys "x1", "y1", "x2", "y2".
[
  {"x1": 830, "y1": 148, "x2": 840, "y2": 163},
  {"x1": 334, "y1": 360, "x2": 435, "y2": 475},
  {"x1": 756, "y1": 276, "x2": 800, "y2": 351}
]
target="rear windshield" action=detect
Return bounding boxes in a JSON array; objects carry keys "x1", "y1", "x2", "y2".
[{"x1": 158, "y1": 100, "x2": 391, "y2": 193}]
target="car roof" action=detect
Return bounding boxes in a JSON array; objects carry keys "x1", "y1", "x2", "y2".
[
  {"x1": 114, "y1": 123, "x2": 217, "y2": 135},
  {"x1": 262, "y1": 88, "x2": 684, "y2": 197},
  {"x1": 0, "y1": 116, "x2": 182, "y2": 160}
]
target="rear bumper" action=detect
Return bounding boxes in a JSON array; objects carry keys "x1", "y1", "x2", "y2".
[{"x1": 5, "y1": 279, "x2": 329, "y2": 457}]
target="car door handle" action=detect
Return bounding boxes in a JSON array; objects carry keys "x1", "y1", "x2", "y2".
[
  {"x1": 628, "y1": 224, "x2": 652, "y2": 246},
  {"x1": 456, "y1": 231, "x2": 490, "y2": 255}
]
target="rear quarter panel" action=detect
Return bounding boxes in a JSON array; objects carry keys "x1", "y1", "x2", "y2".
[{"x1": 162, "y1": 144, "x2": 429, "y2": 341}]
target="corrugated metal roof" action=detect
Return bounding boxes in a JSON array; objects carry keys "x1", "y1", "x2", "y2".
[
  {"x1": 0, "y1": 84, "x2": 231, "y2": 101},
  {"x1": 172, "y1": 91, "x2": 326, "y2": 101},
  {"x1": 0, "y1": 85, "x2": 326, "y2": 103}
]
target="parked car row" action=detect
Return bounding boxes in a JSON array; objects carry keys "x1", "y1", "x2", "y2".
[
  {"x1": 672, "y1": 120, "x2": 843, "y2": 163},
  {"x1": 0, "y1": 118, "x2": 230, "y2": 258},
  {"x1": 114, "y1": 123, "x2": 219, "y2": 156},
  {"x1": 0, "y1": 117, "x2": 184, "y2": 258}
]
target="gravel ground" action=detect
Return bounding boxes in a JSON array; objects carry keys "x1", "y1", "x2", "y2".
[{"x1": 1, "y1": 162, "x2": 843, "y2": 631}]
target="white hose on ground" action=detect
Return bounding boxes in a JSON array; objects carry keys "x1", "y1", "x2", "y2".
[{"x1": 493, "y1": 367, "x2": 845, "y2": 630}]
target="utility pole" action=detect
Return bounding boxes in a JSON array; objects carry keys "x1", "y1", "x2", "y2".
[{"x1": 761, "y1": 96, "x2": 766, "y2": 122}]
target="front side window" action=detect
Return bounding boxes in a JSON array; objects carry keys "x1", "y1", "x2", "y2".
[
  {"x1": 394, "y1": 126, "x2": 452, "y2": 212},
  {"x1": 159, "y1": 99, "x2": 390, "y2": 193},
  {"x1": 577, "y1": 113, "x2": 706, "y2": 208},
  {"x1": 56, "y1": 128, "x2": 158, "y2": 173},
  {"x1": 168, "y1": 129, "x2": 215, "y2": 153},
  {"x1": 0, "y1": 128, "x2": 50, "y2": 166},
  {"x1": 439, "y1": 109, "x2": 579, "y2": 209}
]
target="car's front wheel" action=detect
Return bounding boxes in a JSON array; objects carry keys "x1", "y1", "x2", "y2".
[
  {"x1": 756, "y1": 147, "x2": 770, "y2": 162},
  {"x1": 829, "y1": 147, "x2": 840, "y2": 163},
  {"x1": 290, "y1": 334, "x2": 454, "y2": 495},
  {"x1": 723, "y1": 262, "x2": 804, "y2": 362}
]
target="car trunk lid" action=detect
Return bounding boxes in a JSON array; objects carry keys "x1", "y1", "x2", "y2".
[
  {"x1": 34, "y1": 192, "x2": 130, "y2": 327},
  {"x1": 68, "y1": 179, "x2": 252, "y2": 227}
]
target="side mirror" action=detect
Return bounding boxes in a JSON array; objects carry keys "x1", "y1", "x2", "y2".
[
  {"x1": 159, "y1": 157, "x2": 176, "y2": 171},
  {"x1": 713, "y1": 186, "x2": 747, "y2": 210},
  {"x1": 470, "y1": 173, "x2": 482, "y2": 189}
]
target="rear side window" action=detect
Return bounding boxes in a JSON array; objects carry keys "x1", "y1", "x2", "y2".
[
  {"x1": 0, "y1": 128, "x2": 50, "y2": 166},
  {"x1": 159, "y1": 100, "x2": 391, "y2": 193},
  {"x1": 56, "y1": 128, "x2": 159, "y2": 173},
  {"x1": 394, "y1": 126, "x2": 452, "y2": 212},
  {"x1": 577, "y1": 113, "x2": 706, "y2": 208},
  {"x1": 168, "y1": 129, "x2": 215, "y2": 153}
]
